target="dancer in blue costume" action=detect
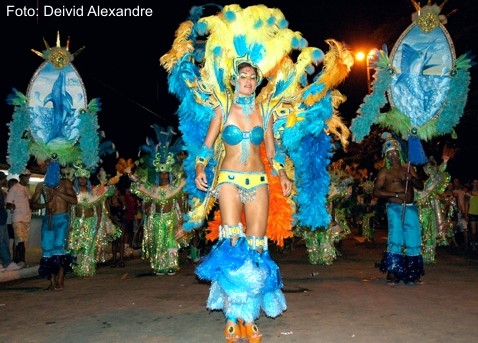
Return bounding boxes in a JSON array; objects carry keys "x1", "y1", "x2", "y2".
[
  {"x1": 160, "y1": 5, "x2": 353, "y2": 342},
  {"x1": 373, "y1": 134, "x2": 425, "y2": 285},
  {"x1": 31, "y1": 157, "x2": 78, "y2": 290},
  {"x1": 195, "y1": 61, "x2": 292, "y2": 342}
]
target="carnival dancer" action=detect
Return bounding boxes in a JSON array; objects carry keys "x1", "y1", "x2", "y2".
[
  {"x1": 160, "y1": 4, "x2": 353, "y2": 342},
  {"x1": 373, "y1": 134, "x2": 425, "y2": 285},
  {"x1": 31, "y1": 156, "x2": 78, "y2": 290},
  {"x1": 68, "y1": 162, "x2": 120, "y2": 277},
  {"x1": 416, "y1": 151, "x2": 453, "y2": 263},
  {"x1": 129, "y1": 145, "x2": 186, "y2": 276}
]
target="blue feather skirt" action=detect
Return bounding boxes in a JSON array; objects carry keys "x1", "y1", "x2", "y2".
[{"x1": 196, "y1": 237, "x2": 287, "y2": 322}]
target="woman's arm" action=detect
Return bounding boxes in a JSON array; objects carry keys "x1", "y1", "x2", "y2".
[
  {"x1": 265, "y1": 117, "x2": 292, "y2": 196},
  {"x1": 195, "y1": 108, "x2": 222, "y2": 191}
]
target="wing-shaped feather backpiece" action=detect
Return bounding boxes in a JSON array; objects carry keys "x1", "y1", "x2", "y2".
[{"x1": 160, "y1": 4, "x2": 353, "y2": 233}]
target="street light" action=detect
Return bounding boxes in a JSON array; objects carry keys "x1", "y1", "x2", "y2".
[{"x1": 354, "y1": 49, "x2": 375, "y2": 93}]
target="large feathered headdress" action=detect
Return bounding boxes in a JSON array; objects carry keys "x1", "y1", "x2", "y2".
[
  {"x1": 137, "y1": 125, "x2": 184, "y2": 185},
  {"x1": 161, "y1": 4, "x2": 353, "y2": 233}
]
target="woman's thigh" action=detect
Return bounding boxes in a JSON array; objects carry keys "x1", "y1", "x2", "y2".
[{"x1": 244, "y1": 185, "x2": 268, "y2": 237}]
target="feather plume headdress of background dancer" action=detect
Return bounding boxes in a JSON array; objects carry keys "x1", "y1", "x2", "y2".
[
  {"x1": 134, "y1": 124, "x2": 184, "y2": 187},
  {"x1": 160, "y1": 4, "x2": 354, "y2": 243}
]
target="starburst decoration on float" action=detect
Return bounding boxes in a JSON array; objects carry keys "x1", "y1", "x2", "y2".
[{"x1": 31, "y1": 31, "x2": 85, "y2": 69}]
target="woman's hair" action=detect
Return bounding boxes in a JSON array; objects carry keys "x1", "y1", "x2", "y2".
[{"x1": 236, "y1": 62, "x2": 257, "y2": 74}]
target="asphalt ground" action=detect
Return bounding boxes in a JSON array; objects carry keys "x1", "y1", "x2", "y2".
[{"x1": 1, "y1": 229, "x2": 477, "y2": 343}]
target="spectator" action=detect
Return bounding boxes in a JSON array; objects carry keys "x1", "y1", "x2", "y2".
[
  {"x1": 453, "y1": 178, "x2": 469, "y2": 248},
  {"x1": 122, "y1": 188, "x2": 137, "y2": 253},
  {"x1": 0, "y1": 171, "x2": 21, "y2": 272},
  {"x1": 465, "y1": 179, "x2": 478, "y2": 253},
  {"x1": 6, "y1": 169, "x2": 32, "y2": 268},
  {"x1": 107, "y1": 185, "x2": 126, "y2": 268},
  {"x1": 6, "y1": 177, "x2": 18, "y2": 258}
]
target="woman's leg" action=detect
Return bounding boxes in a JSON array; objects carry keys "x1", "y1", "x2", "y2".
[
  {"x1": 244, "y1": 185, "x2": 268, "y2": 239},
  {"x1": 237, "y1": 186, "x2": 269, "y2": 343},
  {"x1": 218, "y1": 184, "x2": 244, "y2": 245},
  {"x1": 216, "y1": 184, "x2": 248, "y2": 342}
]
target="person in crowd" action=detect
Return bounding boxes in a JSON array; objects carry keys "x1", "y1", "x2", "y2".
[
  {"x1": 0, "y1": 171, "x2": 21, "y2": 272},
  {"x1": 129, "y1": 149, "x2": 186, "y2": 276},
  {"x1": 31, "y1": 157, "x2": 78, "y2": 290},
  {"x1": 465, "y1": 179, "x2": 478, "y2": 253},
  {"x1": 107, "y1": 184, "x2": 126, "y2": 268},
  {"x1": 6, "y1": 177, "x2": 18, "y2": 259},
  {"x1": 373, "y1": 134, "x2": 424, "y2": 285},
  {"x1": 122, "y1": 187, "x2": 137, "y2": 254},
  {"x1": 6, "y1": 169, "x2": 32, "y2": 268},
  {"x1": 453, "y1": 178, "x2": 469, "y2": 248}
]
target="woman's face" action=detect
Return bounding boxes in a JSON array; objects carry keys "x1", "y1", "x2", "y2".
[{"x1": 236, "y1": 65, "x2": 257, "y2": 96}]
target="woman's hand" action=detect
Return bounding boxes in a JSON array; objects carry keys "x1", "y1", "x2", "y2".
[
  {"x1": 195, "y1": 165, "x2": 208, "y2": 191},
  {"x1": 279, "y1": 172, "x2": 293, "y2": 197}
]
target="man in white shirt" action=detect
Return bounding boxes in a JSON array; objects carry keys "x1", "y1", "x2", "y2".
[{"x1": 6, "y1": 169, "x2": 32, "y2": 268}]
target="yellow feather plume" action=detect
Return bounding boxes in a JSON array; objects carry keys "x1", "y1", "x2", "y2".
[{"x1": 160, "y1": 21, "x2": 195, "y2": 72}]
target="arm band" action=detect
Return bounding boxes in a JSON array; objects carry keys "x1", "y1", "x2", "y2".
[
  {"x1": 272, "y1": 159, "x2": 285, "y2": 174},
  {"x1": 271, "y1": 148, "x2": 286, "y2": 174},
  {"x1": 195, "y1": 144, "x2": 213, "y2": 167}
]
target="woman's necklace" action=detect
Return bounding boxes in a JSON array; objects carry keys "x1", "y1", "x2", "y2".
[{"x1": 233, "y1": 92, "x2": 255, "y2": 117}]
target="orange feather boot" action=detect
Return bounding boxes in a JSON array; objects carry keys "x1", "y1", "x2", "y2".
[
  {"x1": 224, "y1": 320, "x2": 241, "y2": 343},
  {"x1": 239, "y1": 320, "x2": 262, "y2": 343}
]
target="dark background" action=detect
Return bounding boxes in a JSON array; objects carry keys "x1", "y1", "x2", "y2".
[{"x1": 2, "y1": 0, "x2": 477, "y2": 180}]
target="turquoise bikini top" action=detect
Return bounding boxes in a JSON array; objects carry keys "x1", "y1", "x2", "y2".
[
  {"x1": 222, "y1": 125, "x2": 264, "y2": 164},
  {"x1": 223, "y1": 125, "x2": 264, "y2": 146}
]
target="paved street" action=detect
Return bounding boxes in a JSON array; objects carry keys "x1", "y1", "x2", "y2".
[{"x1": 1, "y1": 229, "x2": 478, "y2": 343}]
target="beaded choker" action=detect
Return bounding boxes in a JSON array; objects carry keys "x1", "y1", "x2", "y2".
[{"x1": 233, "y1": 93, "x2": 255, "y2": 116}]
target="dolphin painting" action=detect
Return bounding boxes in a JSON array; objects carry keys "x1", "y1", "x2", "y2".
[{"x1": 43, "y1": 70, "x2": 74, "y2": 142}]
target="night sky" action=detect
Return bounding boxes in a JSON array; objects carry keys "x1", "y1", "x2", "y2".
[{"x1": 2, "y1": 0, "x2": 477, "y2": 179}]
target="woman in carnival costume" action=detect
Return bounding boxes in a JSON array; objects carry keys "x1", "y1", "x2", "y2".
[
  {"x1": 128, "y1": 126, "x2": 187, "y2": 276},
  {"x1": 415, "y1": 150, "x2": 454, "y2": 263},
  {"x1": 67, "y1": 162, "x2": 121, "y2": 277},
  {"x1": 160, "y1": 4, "x2": 353, "y2": 342}
]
